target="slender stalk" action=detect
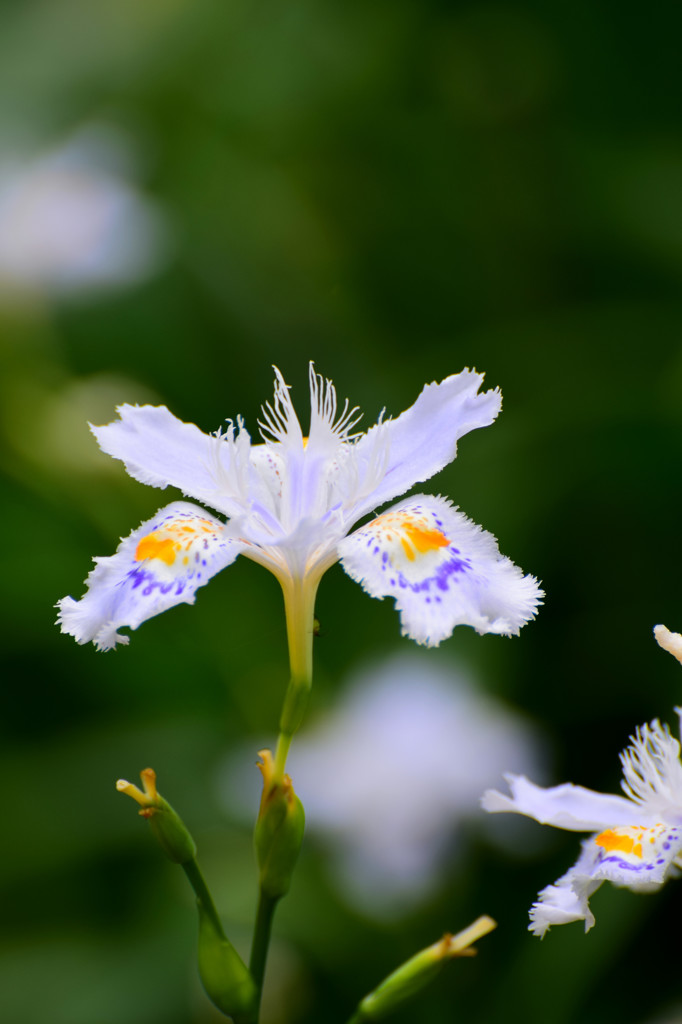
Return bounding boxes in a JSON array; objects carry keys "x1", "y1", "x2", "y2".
[
  {"x1": 182, "y1": 858, "x2": 226, "y2": 939},
  {"x1": 273, "y1": 730, "x2": 293, "y2": 778},
  {"x1": 275, "y1": 574, "x2": 319, "y2": 777},
  {"x1": 248, "y1": 572, "x2": 319, "y2": 1019},
  {"x1": 249, "y1": 890, "x2": 279, "y2": 1005}
]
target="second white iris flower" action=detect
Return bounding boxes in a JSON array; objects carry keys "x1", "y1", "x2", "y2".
[{"x1": 483, "y1": 626, "x2": 682, "y2": 937}]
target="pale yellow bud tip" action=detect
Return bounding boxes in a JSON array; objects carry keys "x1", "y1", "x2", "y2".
[
  {"x1": 654, "y1": 625, "x2": 682, "y2": 666},
  {"x1": 116, "y1": 778, "x2": 148, "y2": 805},
  {"x1": 444, "y1": 915, "x2": 497, "y2": 958},
  {"x1": 139, "y1": 767, "x2": 158, "y2": 800},
  {"x1": 116, "y1": 768, "x2": 159, "y2": 806}
]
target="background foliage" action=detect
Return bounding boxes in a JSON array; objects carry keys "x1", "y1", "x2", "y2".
[{"x1": 2, "y1": 1, "x2": 682, "y2": 1022}]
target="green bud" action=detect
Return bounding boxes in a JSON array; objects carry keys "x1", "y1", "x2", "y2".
[
  {"x1": 254, "y1": 750, "x2": 305, "y2": 900},
  {"x1": 116, "y1": 768, "x2": 197, "y2": 864},
  {"x1": 196, "y1": 902, "x2": 258, "y2": 1022},
  {"x1": 352, "y1": 916, "x2": 497, "y2": 1021}
]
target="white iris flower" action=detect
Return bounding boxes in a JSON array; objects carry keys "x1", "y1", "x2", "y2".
[
  {"x1": 483, "y1": 630, "x2": 682, "y2": 937},
  {"x1": 57, "y1": 364, "x2": 542, "y2": 652}
]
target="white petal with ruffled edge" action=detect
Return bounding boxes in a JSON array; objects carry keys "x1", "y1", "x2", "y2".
[
  {"x1": 529, "y1": 839, "x2": 602, "y2": 937},
  {"x1": 347, "y1": 370, "x2": 501, "y2": 524},
  {"x1": 481, "y1": 774, "x2": 653, "y2": 830},
  {"x1": 528, "y1": 824, "x2": 682, "y2": 938},
  {"x1": 56, "y1": 501, "x2": 244, "y2": 650},
  {"x1": 338, "y1": 495, "x2": 542, "y2": 646},
  {"x1": 92, "y1": 405, "x2": 251, "y2": 518}
]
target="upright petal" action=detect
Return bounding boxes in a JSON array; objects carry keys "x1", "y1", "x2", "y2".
[
  {"x1": 338, "y1": 496, "x2": 542, "y2": 647},
  {"x1": 348, "y1": 370, "x2": 501, "y2": 522},
  {"x1": 92, "y1": 405, "x2": 250, "y2": 518},
  {"x1": 56, "y1": 502, "x2": 244, "y2": 650},
  {"x1": 481, "y1": 774, "x2": 651, "y2": 831}
]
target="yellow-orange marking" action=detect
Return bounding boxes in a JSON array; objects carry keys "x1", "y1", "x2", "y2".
[
  {"x1": 595, "y1": 828, "x2": 643, "y2": 858},
  {"x1": 400, "y1": 523, "x2": 450, "y2": 561},
  {"x1": 373, "y1": 512, "x2": 449, "y2": 562},
  {"x1": 135, "y1": 534, "x2": 179, "y2": 566},
  {"x1": 135, "y1": 517, "x2": 218, "y2": 565}
]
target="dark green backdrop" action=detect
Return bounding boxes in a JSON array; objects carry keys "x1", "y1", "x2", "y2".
[{"x1": 2, "y1": 1, "x2": 682, "y2": 1022}]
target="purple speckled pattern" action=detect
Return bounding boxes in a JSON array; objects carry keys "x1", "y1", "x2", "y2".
[
  {"x1": 122, "y1": 507, "x2": 229, "y2": 599},
  {"x1": 384, "y1": 554, "x2": 473, "y2": 599},
  {"x1": 591, "y1": 824, "x2": 682, "y2": 885},
  {"x1": 56, "y1": 500, "x2": 244, "y2": 650},
  {"x1": 338, "y1": 493, "x2": 542, "y2": 645}
]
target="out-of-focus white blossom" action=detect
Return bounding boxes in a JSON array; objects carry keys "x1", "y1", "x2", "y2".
[
  {"x1": 0, "y1": 125, "x2": 168, "y2": 299},
  {"x1": 221, "y1": 652, "x2": 543, "y2": 918}
]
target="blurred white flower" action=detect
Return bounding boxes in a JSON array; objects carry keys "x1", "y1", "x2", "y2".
[
  {"x1": 0, "y1": 125, "x2": 169, "y2": 299},
  {"x1": 221, "y1": 651, "x2": 543, "y2": 918}
]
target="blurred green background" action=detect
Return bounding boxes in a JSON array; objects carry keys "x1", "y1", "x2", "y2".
[{"x1": 2, "y1": 0, "x2": 682, "y2": 1022}]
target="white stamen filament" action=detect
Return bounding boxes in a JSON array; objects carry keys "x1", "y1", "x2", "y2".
[
  {"x1": 206, "y1": 418, "x2": 250, "y2": 510},
  {"x1": 258, "y1": 367, "x2": 304, "y2": 447},
  {"x1": 620, "y1": 722, "x2": 682, "y2": 810},
  {"x1": 309, "y1": 364, "x2": 362, "y2": 445}
]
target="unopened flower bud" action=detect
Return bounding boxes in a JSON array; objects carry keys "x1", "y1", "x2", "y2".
[
  {"x1": 116, "y1": 768, "x2": 197, "y2": 864},
  {"x1": 196, "y1": 902, "x2": 258, "y2": 1022},
  {"x1": 352, "y1": 916, "x2": 497, "y2": 1021},
  {"x1": 254, "y1": 749, "x2": 305, "y2": 900}
]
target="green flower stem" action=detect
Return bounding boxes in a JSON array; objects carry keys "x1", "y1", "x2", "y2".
[
  {"x1": 248, "y1": 571, "x2": 319, "y2": 1018},
  {"x1": 182, "y1": 857, "x2": 227, "y2": 940},
  {"x1": 273, "y1": 730, "x2": 293, "y2": 779},
  {"x1": 275, "y1": 574, "x2": 319, "y2": 776},
  {"x1": 344, "y1": 916, "x2": 497, "y2": 1023},
  {"x1": 249, "y1": 889, "x2": 279, "y2": 1012}
]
